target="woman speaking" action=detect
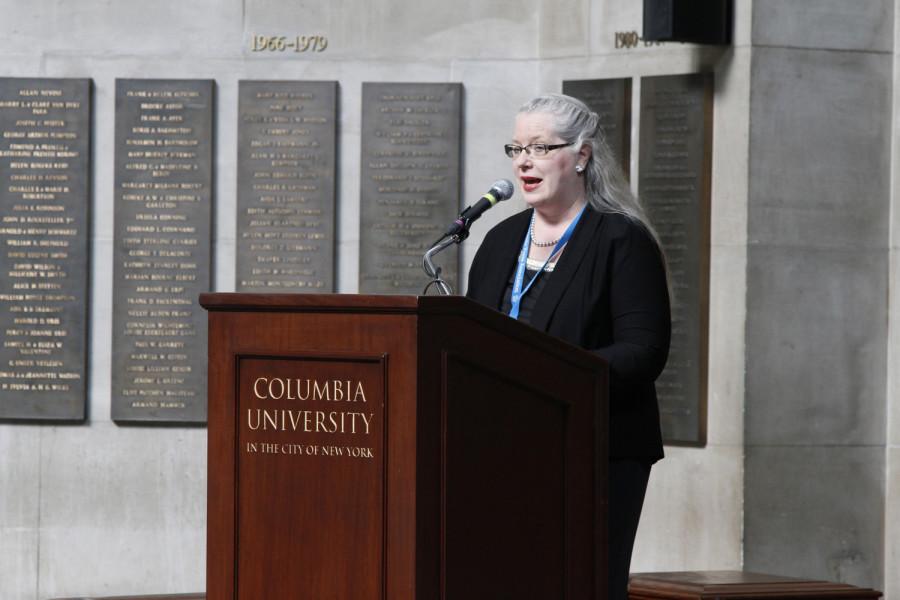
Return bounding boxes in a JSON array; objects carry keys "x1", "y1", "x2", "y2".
[{"x1": 466, "y1": 93, "x2": 671, "y2": 600}]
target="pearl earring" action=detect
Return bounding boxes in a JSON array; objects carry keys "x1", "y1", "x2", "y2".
[{"x1": 575, "y1": 165, "x2": 584, "y2": 174}]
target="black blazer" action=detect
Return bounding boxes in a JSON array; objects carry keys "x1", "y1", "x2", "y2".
[{"x1": 466, "y1": 206, "x2": 670, "y2": 461}]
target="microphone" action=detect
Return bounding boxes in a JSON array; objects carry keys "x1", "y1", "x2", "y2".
[{"x1": 444, "y1": 179, "x2": 514, "y2": 237}]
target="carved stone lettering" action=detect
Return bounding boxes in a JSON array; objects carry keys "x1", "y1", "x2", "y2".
[
  {"x1": 236, "y1": 81, "x2": 337, "y2": 292},
  {"x1": 0, "y1": 78, "x2": 91, "y2": 421},
  {"x1": 359, "y1": 82, "x2": 462, "y2": 294},
  {"x1": 638, "y1": 73, "x2": 713, "y2": 445},
  {"x1": 111, "y1": 79, "x2": 214, "y2": 423}
]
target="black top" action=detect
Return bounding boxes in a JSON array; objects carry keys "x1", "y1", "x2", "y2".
[
  {"x1": 466, "y1": 207, "x2": 671, "y2": 462},
  {"x1": 499, "y1": 267, "x2": 551, "y2": 325}
]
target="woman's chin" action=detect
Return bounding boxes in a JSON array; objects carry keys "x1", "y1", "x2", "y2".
[{"x1": 523, "y1": 194, "x2": 555, "y2": 209}]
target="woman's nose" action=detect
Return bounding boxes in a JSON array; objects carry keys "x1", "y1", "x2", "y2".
[{"x1": 513, "y1": 151, "x2": 531, "y2": 169}]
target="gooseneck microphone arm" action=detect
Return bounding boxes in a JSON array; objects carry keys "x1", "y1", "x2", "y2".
[
  {"x1": 422, "y1": 235, "x2": 457, "y2": 296},
  {"x1": 421, "y1": 179, "x2": 514, "y2": 296}
]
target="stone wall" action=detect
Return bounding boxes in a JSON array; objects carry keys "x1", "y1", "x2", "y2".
[{"x1": 744, "y1": 0, "x2": 893, "y2": 593}]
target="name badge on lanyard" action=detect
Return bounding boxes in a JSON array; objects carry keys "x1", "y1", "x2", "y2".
[{"x1": 508, "y1": 204, "x2": 586, "y2": 320}]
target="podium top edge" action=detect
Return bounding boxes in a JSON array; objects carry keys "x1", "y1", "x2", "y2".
[{"x1": 200, "y1": 293, "x2": 436, "y2": 313}]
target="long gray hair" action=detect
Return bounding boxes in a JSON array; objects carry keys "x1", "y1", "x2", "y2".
[{"x1": 518, "y1": 93, "x2": 665, "y2": 256}]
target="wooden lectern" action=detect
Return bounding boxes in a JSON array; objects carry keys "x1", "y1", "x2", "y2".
[{"x1": 200, "y1": 294, "x2": 608, "y2": 600}]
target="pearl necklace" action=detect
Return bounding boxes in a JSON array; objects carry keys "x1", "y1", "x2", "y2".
[{"x1": 529, "y1": 218, "x2": 560, "y2": 247}]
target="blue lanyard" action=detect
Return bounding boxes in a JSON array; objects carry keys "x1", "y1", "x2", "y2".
[{"x1": 508, "y1": 204, "x2": 586, "y2": 319}]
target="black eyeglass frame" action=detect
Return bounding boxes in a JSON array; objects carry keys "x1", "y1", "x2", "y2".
[{"x1": 504, "y1": 142, "x2": 574, "y2": 158}]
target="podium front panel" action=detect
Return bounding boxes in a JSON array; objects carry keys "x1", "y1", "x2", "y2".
[{"x1": 236, "y1": 354, "x2": 387, "y2": 599}]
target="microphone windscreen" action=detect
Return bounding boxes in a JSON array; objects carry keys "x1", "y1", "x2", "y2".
[{"x1": 491, "y1": 179, "x2": 515, "y2": 201}]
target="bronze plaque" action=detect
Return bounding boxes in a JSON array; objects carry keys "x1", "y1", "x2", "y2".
[
  {"x1": 638, "y1": 73, "x2": 712, "y2": 446},
  {"x1": 111, "y1": 79, "x2": 214, "y2": 423},
  {"x1": 563, "y1": 78, "x2": 632, "y2": 175},
  {"x1": 237, "y1": 355, "x2": 386, "y2": 599},
  {"x1": 359, "y1": 82, "x2": 462, "y2": 294},
  {"x1": 0, "y1": 78, "x2": 91, "y2": 421},
  {"x1": 236, "y1": 81, "x2": 337, "y2": 292}
]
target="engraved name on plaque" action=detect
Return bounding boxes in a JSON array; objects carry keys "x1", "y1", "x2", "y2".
[
  {"x1": 236, "y1": 81, "x2": 337, "y2": 292},
  {"x1": 638, "y1": 73, "x2": 713, "y2": 445},
  {"x1": 563, "y1": 78, "x2": 632, "y2": 175},
  {"x1": 112, "y1": 79, "x2": 214, "y2": 423},
  {"x1": 359, "y1": 82, "x2": 462, "y2": 294},
  {"x1": 0, "y1": 78, "x2": 91, "y2": 421}
]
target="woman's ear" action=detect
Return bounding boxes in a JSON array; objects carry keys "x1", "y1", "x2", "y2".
[{"x1": 578, "y1": 142, "x2": 592, "y2": 166}]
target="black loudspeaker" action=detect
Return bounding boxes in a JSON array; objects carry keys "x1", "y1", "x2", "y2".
[{"x1": 643, "y1": 0, "x2": 733, "y2": 45}]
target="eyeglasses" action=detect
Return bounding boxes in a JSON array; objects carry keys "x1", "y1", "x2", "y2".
[{"x1": 504, "y1": 142, "x2": 573, "y2": 158}]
